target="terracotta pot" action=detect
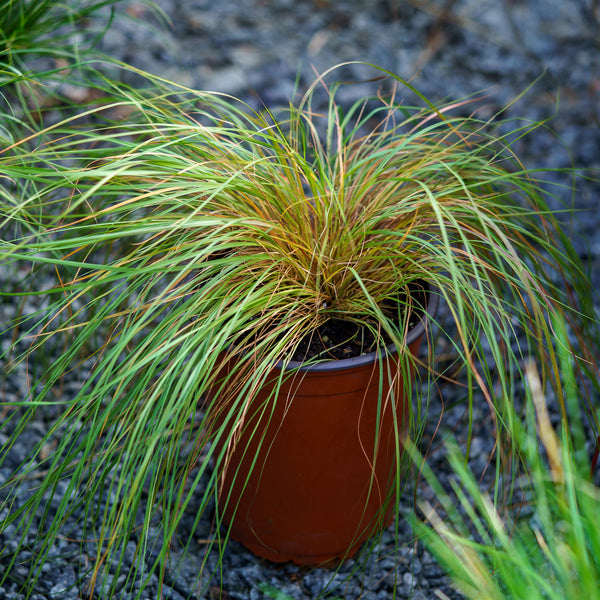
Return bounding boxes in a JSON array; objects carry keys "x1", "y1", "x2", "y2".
[{"x1": 209, "y1": 289, "x2": 438, "y2": 565}]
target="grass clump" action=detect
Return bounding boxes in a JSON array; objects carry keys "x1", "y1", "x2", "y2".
[
  {"x1": 414, "y1": 314, "x2": 600, "y2": 600},
  {"x1": 0, "y1": 0, "x2": 164, "y2": 65}
]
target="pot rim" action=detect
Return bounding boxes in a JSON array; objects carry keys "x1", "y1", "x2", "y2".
[{"x1": 278, "y1": 282, "x2": 440, "y2": 373}]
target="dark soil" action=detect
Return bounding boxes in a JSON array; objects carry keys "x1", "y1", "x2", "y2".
[
  {"x1": 290, "y1": 283, "x2": 429, "y2": 362},
  {"x1": 291, "y1": 317, "x2": 392, "y2": 361}
]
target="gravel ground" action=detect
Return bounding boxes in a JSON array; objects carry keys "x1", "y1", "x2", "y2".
[{"x1": 1, "y1": 1, "x2": 599, "y2": 599}]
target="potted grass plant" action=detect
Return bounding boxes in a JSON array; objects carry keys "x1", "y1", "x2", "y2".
[{"x1": 0, "y1": 61, "x2": 597, "y2": 596}]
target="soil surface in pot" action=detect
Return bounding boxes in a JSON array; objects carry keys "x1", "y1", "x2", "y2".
[{"x1": 290, "y1": 283, "x2": 428, "y2": 362}]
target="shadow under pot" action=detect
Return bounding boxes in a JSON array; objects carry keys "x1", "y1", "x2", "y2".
[{"x1": 206, "y1": 285, "x2": 438, "y2": 565}]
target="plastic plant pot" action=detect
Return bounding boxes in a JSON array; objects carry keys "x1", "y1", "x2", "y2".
[{"x1": 210, "y1": 288, "x2": 438, "y2": 565}]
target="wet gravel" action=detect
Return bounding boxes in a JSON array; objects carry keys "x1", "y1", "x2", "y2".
[{"x1": 1, "y1": 0, "x2": 599, "y2": 599}]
